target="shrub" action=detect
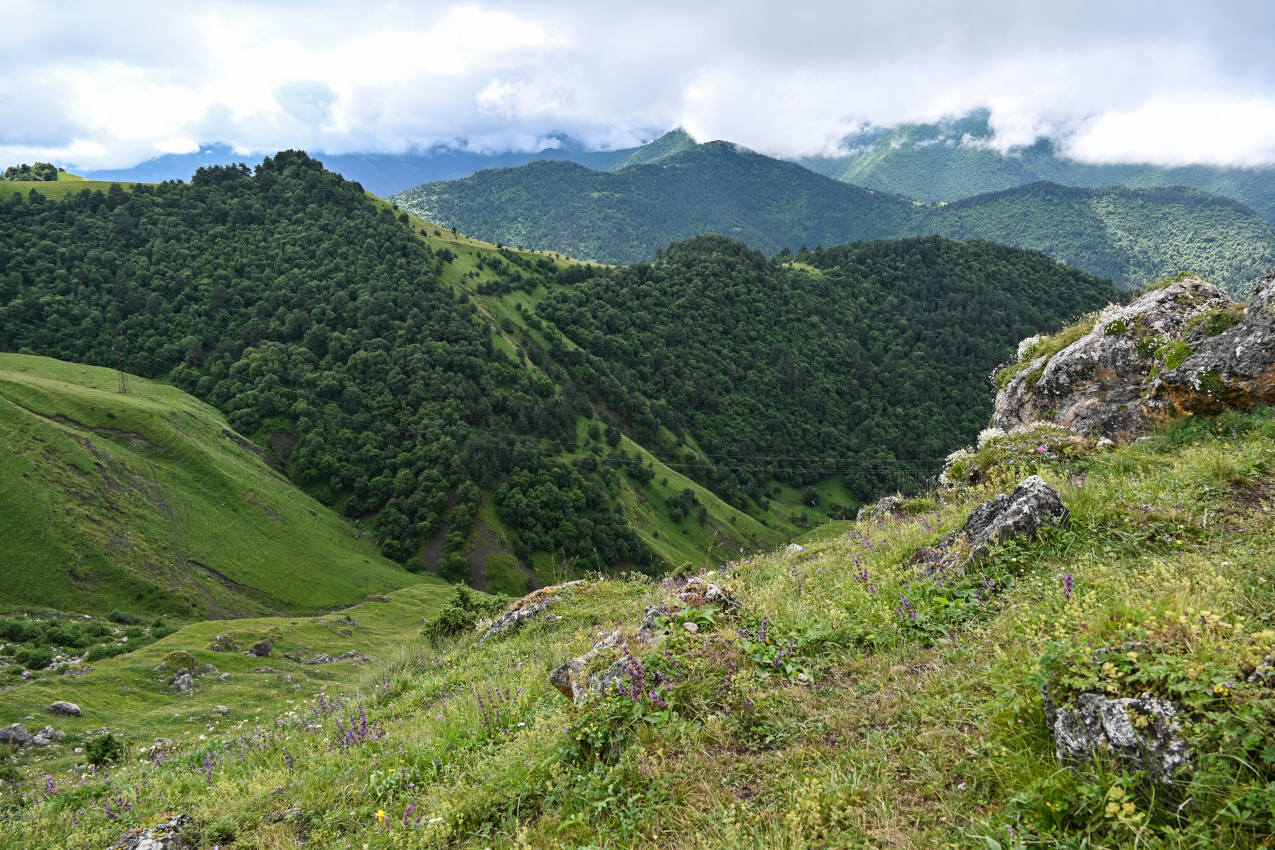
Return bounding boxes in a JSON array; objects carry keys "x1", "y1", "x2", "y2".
[
  {"x1": 14, "y1": 647, "x2": 52, "y2": 670},
  {"x1": 85, "y1": 732, "x2": 126, "y2": 766}
]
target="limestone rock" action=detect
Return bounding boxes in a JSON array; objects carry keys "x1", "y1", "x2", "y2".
[
  {"x1": 48, "y1": 700, "x2": 81, "y2": 717},
  {"x1": 108, "y1": 813, "x2": 193, "y2": 850},
  {"x1": 31, "y1": 725, "x2": 64, "y2": 746},
  {"x1": 1046, "y1": 692, "x2": 1191, "y2": 784},
  {"x1": 960, "y1": 475, "x2": 1069, "y2": 563},
  {"x1": 0, "y1": 724, "x2": 33, "y2": 747},
  {"x1": 172, "y1": 673, "x2": 194, "y2": 692},
  {"x1": 549, "y1": 630, "x2": 622, "y2": 705},
  {"x1": 857, "y1": 495, "x2": 903, "y2": 523},
  {"x1": 247, "y1": 636, "x2": 276, "y2": 658},
  {"x1": 994, "y1": 273, "x2": 1275, "y2": 438},
  {"x1": 913, "y1": 476, "x2": 1068, "y2": 573},
  {"x1": 207, "y1": 634, "x2": 238, "y2": 652},
  {"x1": 480, "y1": 580, "x2": 585, "y2": 644}
]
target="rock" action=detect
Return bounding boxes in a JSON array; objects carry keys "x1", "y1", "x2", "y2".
[
  {"x1": 218, "y1": 673, "x2": 232, "y2": 681},
  {"x1": 857, "y1": 495, "x2": 903, "y2": 523},
  {"x1": 635, "y1": 604, "x2": 667, "y2": 643},
  {"x1": 334, "y1": 616, "x2": 357, "y2": 628},
  {"x1": 912, "y1": 476, "x2": 1069, "y2": 573},
  {"x1": 172, "y1": 673, "x2": 194, "y2": 692},
  {"x1": 0, "y1": 724, "x2": 33, "y2": 747},
  {"x1": 674, "y1": 576, "x2": 741, "y2": 612},
  {"x1": 145, "y1": 738, "x2": 175, "y2": 759},
  {"x1": 682, "y1": 621, "x2": 699, "y2": 633},
  {"x1": 550, "y1": 630, "x2": 622, "y2": 705},
  {"x1": 48, "y1": 700, "x2": 81, "y2": 717},
  {"x1": 247, "y1": 636, "x2": 276, "y2": 658},
  {"x1": 108, "y1": 812, "x2": 193, "y2": 850},
  {"x1": 31, "y1": 726, "x2": 64, "y2": 746},
  {"x1": 995, "y1": 274, "x2": 1275, "y2": 438},
  {"x1": 786, "y1": 543, "x2": 806, "y2": 553},
  {"x1": 215, "y1": 705, "x2": 230, "y2": 714},
  {"x1": 480, "y1": 580, "x2": 586, "y2": 644},
  {"x1": 960, "y1": 475, "x2": 1069, "y2": 563},
  {"x1": 207, "y1": 634, "x2": 238, "y2": 652},
  {"x1": 1046, "y1": 692, "x2": 1191, "y2": 784}
]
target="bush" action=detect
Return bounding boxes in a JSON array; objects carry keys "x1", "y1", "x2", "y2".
[
  {"x1": 85, "y1": 643, "x2": 130, "y2": 662},
  {"x1": 14, "y1": 647, "x2": 52, "y2": 670},
  {"x1": 107, "y1": 610, "x2": 141, "y2": 625},
  {"x1": 85, "y1": 732, "x2": 126, "y2": 766},
  {"x1": 422, "y1": 586, "x2": 507, "y2": 640}
]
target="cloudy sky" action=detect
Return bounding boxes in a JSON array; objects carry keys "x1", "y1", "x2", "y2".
[{"x1": 3, "y1": 0, "x2": 1274, "y2": 170}]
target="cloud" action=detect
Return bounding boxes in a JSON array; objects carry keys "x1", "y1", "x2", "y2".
[{"x1": 2, "y1": 0, "x2": 1273, "y2": 169}]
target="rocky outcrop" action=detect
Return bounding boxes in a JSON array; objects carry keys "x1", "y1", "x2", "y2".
[
  {"x1": 994, "y1": 273, "x2": 1275, "y2": 438},
  {"x1": 48, "y1": 700, "x2": 81, "y2": 717},
  {"x1": 550, "y1": 630, "x2": 622, "y2": 705},
  {"x1": 108, "y1": 813, "x2": 193, "y2": 850},
  {"x1": 857, "y1": 495, "x2": 903, "y2": 523},
  {"x1": 0, "y1": 724, "x2": 33, "y2": 747},
  {"x1": 551, "y1": 577, "x2": 740, "y2": 706},
  {"x1": 480, "y1": 580, "x2": 586, "y2": 644},
  {"x1": 1045, "y1": 692, "x2": 1191, "y2": 784},
  {"x1": 912, "y1": 476, "x2": 1069, "y2": 573},
  {"x1": 247, "y1": 636, "x2": 277, "y2": 658}
]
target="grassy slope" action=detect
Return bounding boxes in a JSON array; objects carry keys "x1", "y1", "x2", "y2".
[
  {"x1": 0, "y1": 354, "x2": 432, "y2": 618},
  {"x1": 3, "y1": 398, "x2": 1273, "y2": 846},
  {"x1": 0, "y1": 179, "x2": 135, "y2": 200}
]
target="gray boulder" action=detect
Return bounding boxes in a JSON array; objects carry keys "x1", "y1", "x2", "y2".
[
  {"x1": 48, "y1": 700, "x2": 81, "y2": 717},
  {"x1": 0, "y1": 724, "x2": 33, "y2": 747},
  {"x1": 961, "y1": 475, "x2": 1069, "y2": 563},
  {"x1": 480, "y1": 580, "x2": 585, "y2": 644},
  {"x1": 913, "y1": 476, "x2": 1068, "y2": 573},
  {"x1": 172, "y1": 673, "x2": 194, "y2": 692},
  {"x1": 857, "y1": 495, "x2": 903, "y2": 523},
  {"x1": 994, "y1": 273, "x2": 1275, "y2": 438},
  {"x1": 108, "y1": 813, "x2": 193, "y2": 850},
  {"x1": 1046, "y1": 692, "x2": 1191, "y2": 784},
  {"x1": 31, "y1": 726, "x2": 64, "y2": 747},
  {"x1": 549, "y1": 630, "x2": 622, "y2": 705},
  {"x1": 247, "y1": 636, "x2": 276, "y2": 658}
]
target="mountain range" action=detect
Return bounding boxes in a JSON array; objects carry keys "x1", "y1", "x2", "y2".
[{"x1": 391, "y1": 139, "x2": 1275, "y2": 293}]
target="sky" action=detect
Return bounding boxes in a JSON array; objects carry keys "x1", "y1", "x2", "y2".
[{"x1": 3, "y1": 0, "x2": 1274, "y2": 170}]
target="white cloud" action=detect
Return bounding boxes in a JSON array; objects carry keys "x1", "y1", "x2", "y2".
[{"x1": 2, "y1": 0, "x2": 1274, "y2": 168}]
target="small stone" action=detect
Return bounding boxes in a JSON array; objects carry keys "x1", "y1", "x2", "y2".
[
  {"x1": 215, "y1": 705, "x2": 230, "y2": 714},
  {"x1": 682, "y1": 621, "x2": 699, "y2": 633},
  {"x1": 786, "y1": 543, "x2": 806, "y2": 553},
  {"x1": 218, "y1": 673, "x2": 231, "y2": 681},
  {"x1": 796, "y1": 671, "x2": 811, "y2": 684}
]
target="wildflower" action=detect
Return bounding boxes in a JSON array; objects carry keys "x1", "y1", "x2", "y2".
[
  {"x1": 1061, "y1": 573, "x2": 1074, "y2": 602},
  {"x1": 375, "y1": 809, "x2": 386, "y2": 822}
]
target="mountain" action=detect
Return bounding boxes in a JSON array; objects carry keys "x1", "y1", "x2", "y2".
[
  {"x1": 0, "y1": 353, "x2": 431, "y2": 618},
  {"x1": 804, "y1": 109, "x2": 1275, "y2": 224},
  {"x1": 75, "y1": 133, "x2": 689, "y2": 197},
  {"x1": 391, "y1": 141, "x2": 916, "y2": 262},
  {"x1": 392, "y1": 140, "x2": 1275, "y2": 293},
  {"x1": 0, "y1": 154, "x2": 1115, "y2": 593}
]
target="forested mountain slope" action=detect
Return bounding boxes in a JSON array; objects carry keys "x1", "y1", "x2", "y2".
[
  {"x1": 536, "y1": 235, "x2": 1117, "y2": 505},
  {"x1": 393, "y1": 141, "x2": 1275, "y2": 293}
]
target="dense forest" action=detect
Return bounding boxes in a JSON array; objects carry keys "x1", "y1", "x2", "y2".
[
  {"x1": 537, "y1": 235, "x2": 1117, "y2": 505},
  {"x1": 0, "y1": 153, "x2": 647, "y2": 572},
  {"x1": 393, "y1": 141, "x2": 1275, "y2": 293}
]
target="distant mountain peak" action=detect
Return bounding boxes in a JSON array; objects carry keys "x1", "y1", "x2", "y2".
[{"x1": 612, "y1": 128, "x2": 698, "y2": 170}]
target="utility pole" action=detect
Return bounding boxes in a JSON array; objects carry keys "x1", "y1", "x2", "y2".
[{"x1": 113, "y1": 328, "x2": 130, "y2": 394}]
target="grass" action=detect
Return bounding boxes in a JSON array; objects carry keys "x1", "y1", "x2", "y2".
[
  {"x1": 0, "y1": 180, "x2": 137, "y2": 200},
  {"x1": 0, "y1": 353, "x2": 436, "y2": 619},
  {"x1": 3, "y1": 399, "x2": 1273, "y2": 847}
]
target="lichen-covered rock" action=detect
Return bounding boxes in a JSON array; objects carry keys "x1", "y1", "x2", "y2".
[
  {"x1": 108, "y1": 813, "x2": 194, "y2": 850},
  {"x1": 961, "y1": 475, "x2": 1069, "y2": 563},
  {"x1": 479, "y1": 580, "x2": 585, "y2": 644},
  {"x1": 549, "y1": 630, "x2": 622, "y2": 705},
  {"x1": 857, "y1": 495, "x2": 904, "y2": 523},
  {"x1": 246, "y1": 635, "x2": 276, "y2": 658},
  {"x1": 1046, "y1": 692, "x2": 1191, "y2": 784},
  {"x1": 994, "y1": 274, "x2": 1275, "y2": 438},
  {"x1": 172, "y1": 672, "x2": 194, "y2": 692},
  {"x1": 914, "y1": 476, "x2": 1069, "y2": 573},
  {"x1": 673, "y1": 576, "x2": 740, "y2": 611},
  {"x1": 0, "y1": 724, "x2": 33, "y2": 747}
]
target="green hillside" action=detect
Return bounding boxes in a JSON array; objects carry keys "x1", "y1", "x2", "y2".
[
  {"x1": 391, "y1": 141, "x2": 1275, "y2": 293},
  {"x1": 0, "y1": 353, "x2": 430, "y2": 618},
  {"x1": 2, "y1": 381, "x2": 1273, "y2": 847}
]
